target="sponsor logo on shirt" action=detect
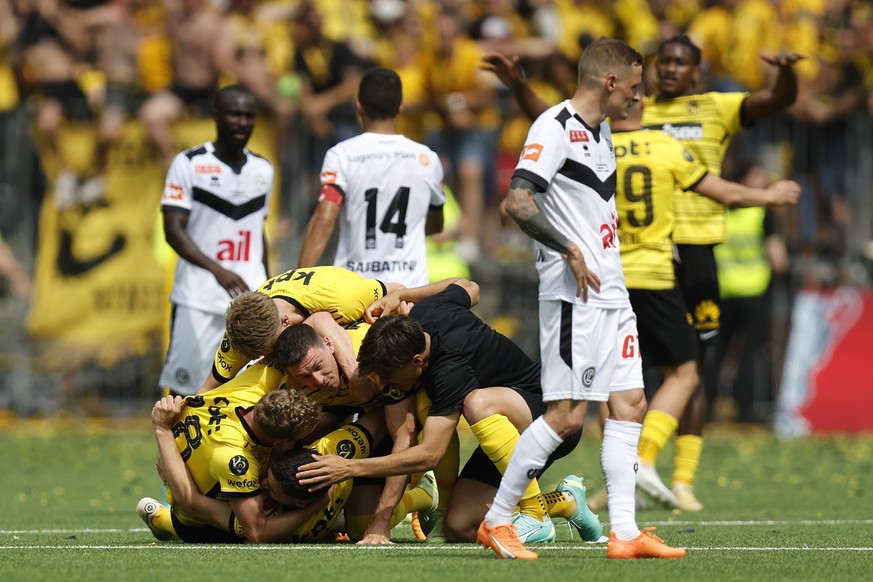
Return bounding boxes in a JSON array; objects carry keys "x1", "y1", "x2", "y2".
[
  {"x1": 164, "y1": 183, "x2": 184, "y2": 201},
  {"x1": 655, "y1": 123, "x2": 704, "y2": 140},
  {"x1": 321, "y1": 170, "x2": 338, "y2": 185},
  {"x1": 195, "y1": 164, "x2": 222, "y2": 174},
  {"x1": 520, "y1": 143, "x2": 544, "y2": 162},
  {"x1": 217, "y1": 230, "x2": 252, "y2": 262},
  {"x1": 569, "y1": 130, "x2": 589, "y2": 143},
  {"x1": 419, "y1": 153, "x2": 430, "y2": 166}
]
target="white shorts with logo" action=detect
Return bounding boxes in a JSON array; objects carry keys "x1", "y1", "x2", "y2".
[
  {"x1": 159, "y1": 304, "x2": 225, "y2": 395},
  {"x1": 539, "y1": 300, "x2": 643, "y2": 402}
]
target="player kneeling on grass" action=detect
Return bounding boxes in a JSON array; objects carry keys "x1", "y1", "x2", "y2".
[{"x1": 141, "y1": 395, "x2": 437, "y2": 543}]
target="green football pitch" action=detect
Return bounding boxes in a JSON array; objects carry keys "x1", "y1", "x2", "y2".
[{"x1": 1, "y1": 418, "x2": 870, "y2": 581}]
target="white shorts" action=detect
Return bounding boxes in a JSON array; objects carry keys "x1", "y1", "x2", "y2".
[
  {"x1": 159, "y1": 305, "x2": 225, "y2": 395},
  {"x1": 539, "y1": 300, "x2": 643, "y2": 402}
]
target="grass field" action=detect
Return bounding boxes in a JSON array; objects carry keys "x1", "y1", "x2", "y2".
[{"x1": 1, "y1": 418, "x2": 871, "y2": 581}]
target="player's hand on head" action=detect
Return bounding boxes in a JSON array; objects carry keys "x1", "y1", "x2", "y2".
[
  {"x1": 295, "y1": 454, "x2": 351, "y2": 490},
  {"x1": 214, "y1": 268, "x2": 249, "y2": 298}
]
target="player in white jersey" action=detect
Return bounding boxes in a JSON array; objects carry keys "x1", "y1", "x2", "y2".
[
  {"x1": 478, "y1": 39, "x2": 684, "y2": 561},
  {"x1": 159, "y1": 84, "x2": 274, "y2": 396},
  {"x1": 298, "y1": 67, "x2": 445, "y2": 287}
]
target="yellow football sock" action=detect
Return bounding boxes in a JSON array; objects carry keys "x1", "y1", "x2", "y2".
[
  {"x1": 542, "y1": 490, "x2": 575, "y2": 519},
  {"x1": 638, "y1": 410, "x2": 679, "y2": 465},
  {"x1": 434, "y1": 431, "x2": 459, "y2": 510},
  {"x1": 469, "y1": 414, "x2": 545, "y2": 519},
  {"x1": 673, "y1": 434, "x2": 703, "y2": 486},
  {"x1": 151, "y1": 506, "x2": 177, "y2": 538}
]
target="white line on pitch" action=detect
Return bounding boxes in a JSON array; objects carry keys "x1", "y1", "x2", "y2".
[
  {"x1": 4, "y1": 519, "x2": 873, "y2": 535},
  {"x1": 1, "y1": 545, "x2": 872, "y2": 552}
]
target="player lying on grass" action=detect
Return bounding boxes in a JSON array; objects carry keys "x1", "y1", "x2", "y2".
[
  {"x1": 144, "y1": 393, "x2": 437, "y2": 543},
  {"x1": 296, "y1": 278, "x2": 604, "y2": 544}
]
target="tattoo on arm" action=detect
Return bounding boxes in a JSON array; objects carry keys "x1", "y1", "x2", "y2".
[{"x1": 507, "y1": 177, "x2": 572, "y2": 254}]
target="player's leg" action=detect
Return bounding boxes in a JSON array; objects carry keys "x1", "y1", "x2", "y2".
[
  {"x1": 632, "y1": 288, "x2": 700, "y2": 508},
  {"x1": 605, "y1": 306, "x2": 685, "y2": 559},
  {"x1": 673, "y1": 244, "x2": 721, "y2": 512},
  {"x1": 463, "y1": 386, "x2": 548, "y2": 522},
  {"x1": 479, "y1": 300, "x2": 595, "y2": 559},
  {"x1": 158, "y1": 305, "x2": 224, "y2": 397}
]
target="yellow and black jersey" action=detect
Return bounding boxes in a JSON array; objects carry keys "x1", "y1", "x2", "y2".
[
  {"x1": 285, "y1": 320, "x2": 378, "y2": 410},
  {"x1": 642, "y1": 92, "x2": 746, "y2": 244},
  {"x1": 614, "y1": 129, "x2": 708, "y2": 290},
  {"x1": 276, "y1": 420, "x2": 379, "y2": 543},
  {"x1": 170, "y1": 360, "x2": 285, "y2": 525},
  {"x1": 212, "y1": 266, "x2": 387, "y2": 384}
]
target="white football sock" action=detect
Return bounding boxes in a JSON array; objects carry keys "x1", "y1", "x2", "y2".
[
  {"x1": 484, "y1": 416, "x2": 564, "y2": 525},
  {"x1": 601, "y1": 418, "x2": 643, "y2": 541}
]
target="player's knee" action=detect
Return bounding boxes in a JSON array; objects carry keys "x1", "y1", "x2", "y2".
[
  {"x1": 461, "y1": 389, "x2": 500, "y2": 424},
  {"x1": 675, "y1": 360, "x2": 700, "y2": 392},
  {"x1": 442, "y1": 511, "x2": 475, "y2": 543},
  {"x1": 609, "y1": 389, "x2": 647, "y2": 423}
]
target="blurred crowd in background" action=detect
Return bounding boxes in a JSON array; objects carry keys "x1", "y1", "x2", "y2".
[{"x1": 0, "y1": 0, "x2": 872, "y2": 423}]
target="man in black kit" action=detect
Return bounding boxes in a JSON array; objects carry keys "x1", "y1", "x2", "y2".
[{"x1": 296, "y1": 278, "x2": 602, "y2": 545}]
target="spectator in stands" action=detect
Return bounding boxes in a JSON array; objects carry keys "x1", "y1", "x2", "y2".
[{"x1": 139, "y1": 0, "x2": 233, "y2": 165}]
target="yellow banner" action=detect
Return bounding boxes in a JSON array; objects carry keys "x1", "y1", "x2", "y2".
[{"x1": 26, "y1": 117, "x2": 278, "y2": 364}]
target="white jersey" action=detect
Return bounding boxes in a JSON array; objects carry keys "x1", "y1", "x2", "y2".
[
  {"x1": 320, "y1": 132, "x2": 445, "y2": 287},
  {"x1": 161, "y1": 141, "x2": 273, "y2": 314},
  {"x1": 514, "y1": 101, "x2": 628, "y2": 308}
]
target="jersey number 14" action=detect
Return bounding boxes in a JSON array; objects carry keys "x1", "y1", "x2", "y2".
[{"x1": 365, "y1": 186, "x2": 410, "y2": 249}]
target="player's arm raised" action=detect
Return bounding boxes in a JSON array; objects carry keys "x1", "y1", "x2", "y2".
[
  {"x1": 503, "y1": 176, "x2": 600, "y2": 301},
  {"x1": 742, "y1": 53, "x2": 803, "y2": 123},
  {"x1": 695, "y1": 174, "x2": 800, "y2": 208}
]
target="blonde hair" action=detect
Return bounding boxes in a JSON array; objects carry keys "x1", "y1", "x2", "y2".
[
  {"x1": 225, "y1": 292, "x2": 281, "y2": 360},
  {"x1": 253, "y1": 388, "x2": 321, "y2": 442}
]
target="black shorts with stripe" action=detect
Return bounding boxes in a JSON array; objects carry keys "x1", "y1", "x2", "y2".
[
  {"x1": 171, "y1": 510, "x2": 243, "y2": 544},
  {"x1": 674, "y1": 243, "x2": 721, "y2": 344},
  {"x1": 458, "y1": 388, "x2": 581, "y2": 487},
  {"x1": 628, "y1": 287, "x2": 699, "y2": 368}
]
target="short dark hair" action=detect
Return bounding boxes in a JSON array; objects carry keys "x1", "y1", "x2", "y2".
[
  {"x1": 659, "y1": 35, "x2": 701, "y2": 66},
  {"x1": 358, "y1": 67, "x2": 403, "y2": 120},
  {"x1": 357, "y1": 315, "x2": 426, "y2": 377},
  {"x1": 273, "y1": 324, "x2": 323, "y2": 371},
  {"x1": 577, "y1": 37, "x2": 643, "y2": 85},
  {"x1": 270, "y1": 448, "x2": 325, "y2": 503},
  {"x1": 213, "y1": 84, "x2": 254, "y2": 111}
]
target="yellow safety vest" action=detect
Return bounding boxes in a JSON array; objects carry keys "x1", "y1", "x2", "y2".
[{"x1": 714, "y1": 207, "x2": 771, "y2": 299}]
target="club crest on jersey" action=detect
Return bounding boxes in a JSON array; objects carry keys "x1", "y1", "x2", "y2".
[
  {"x1": 520, "y1": 143, "x2": 543, "y2": 162},
  {"x1": 256, "y1": 175, "x2": 266, "y2": 189},
  {"x1": 229, "y1": 455, "x2": 250, "y2": 476},
  {"x1": 686, "y1": 101, "x2": 700, "y2": 115},
  {"x1": 569, "y1": 130, "x2": 589, "y2": 143}
]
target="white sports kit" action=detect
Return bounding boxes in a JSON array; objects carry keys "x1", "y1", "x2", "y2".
[
  {"x1": 159, "y1": 142, "x2": 273, "y2": 394},
  {"x1": 513, "y1": 101, "x2": 642, "y2": 401},
  {"x1": 319, "y1": 132, "x2": 445, "y2": 287}
]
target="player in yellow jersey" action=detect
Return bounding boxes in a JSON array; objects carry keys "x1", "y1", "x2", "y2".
[
  {"x1": 613, "y1": 98, "x2": 798, "y2": 508},
  {"x1": 197, "y1": 266, "x2": 404, "y2": 402},
  {"x1": 137, "y1": 360, "x2": 322, "y2": 543},
  {"x1": 641, "y1": 35, "x2": 802, "y2": 511},
  {"x1": 144, "y1": 332, "x2": 439, "y2": 543}
]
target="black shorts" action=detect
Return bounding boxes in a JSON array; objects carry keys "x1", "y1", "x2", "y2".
[
  {"x1": 171, "y1": 509, "x2": 243, "y2": 544},
  {"x1": 170, "y1": 83, "x2": 214, "y2": 116},
  {"x1": 458, "y1": 388, "x2": 582, "y2": 487},
  {"x1": 629, "y1": 287, "x2": 699, "y2": 368},
  {"x1": 674, "y1": 244, "x2": 721, "y2": 344}
]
